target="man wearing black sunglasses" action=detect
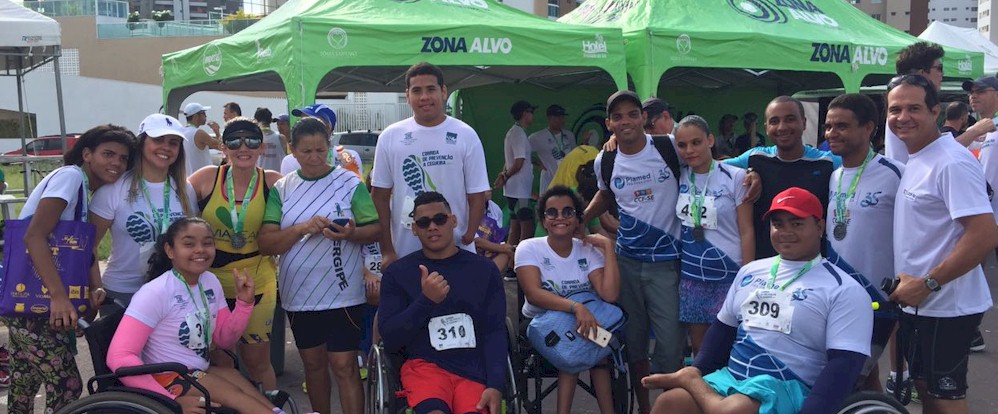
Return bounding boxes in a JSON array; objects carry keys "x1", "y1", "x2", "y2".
[{"x1": 379, "y1": 191, "x2": 508, "y2": 414}]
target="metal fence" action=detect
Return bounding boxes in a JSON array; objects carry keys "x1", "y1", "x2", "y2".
[
  {"x1": 328, "y1": 103, "x2": 414, "y2": 133},
  {"x1": 21, "y1": 0, "x2": 129, "y2": 18}
]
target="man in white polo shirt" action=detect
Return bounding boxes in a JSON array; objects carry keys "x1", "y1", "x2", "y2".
[
  {"x1": 494, "y1": 100, "x2": 536, "y2": 246},
  {"x1": 887, "y1": 74, "x2": 998, "y2": 413}
]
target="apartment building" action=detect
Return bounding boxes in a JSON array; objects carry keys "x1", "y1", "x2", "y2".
[
  {"x1": 502, "y1": 0, "x2": 578, "y2": 19},
  {"x1": 848, "y1": 0, "x2": 929, "y2": 34}
]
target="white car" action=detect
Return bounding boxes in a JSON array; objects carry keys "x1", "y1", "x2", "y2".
[{"x1": 331, "y1": 130, "x2": 380, "y2": 165}]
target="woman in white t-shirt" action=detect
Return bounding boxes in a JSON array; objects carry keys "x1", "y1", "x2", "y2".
[
  {"x1": 673, "y1": 115, "x2": 754, "y2": 356},
  {"x1": 1, "y1": 125, "x2": 134, "y2": 413},
  {"x1": 106, "y1": 217, "x2": 285, "y2": 414},
  {"x1": 91, "y1": 114, "x2": 198, "y2": 314},
  {"x1": 514, "y1": 186, "x2": 620, "y2": 414}
]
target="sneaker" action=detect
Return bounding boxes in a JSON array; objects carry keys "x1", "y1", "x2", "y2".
[
  {"x1": 970, "y1": 330, "x2": 986, "y2": 352},
  {"x1": 885, "y1": 375, "x2": 920, "y2": 404}
]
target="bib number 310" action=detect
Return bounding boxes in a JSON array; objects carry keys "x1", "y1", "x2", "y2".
[{"x1": 428, "y1": 313, "x2": 477, "y2": 350}]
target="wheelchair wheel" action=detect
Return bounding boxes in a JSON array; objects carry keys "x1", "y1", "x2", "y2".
[
  {"x1": 366, "y1": 345, "x2": 406, "y2": 414},
  {"x1": 835, "y1": 391, "x2": 909, "y2": 414},
  {"x1": 56, "y1": 391, "x2": 176, "y2": 414},
  {"x1": 610, "y1": 361, "x2": 632, "y2": 414}
]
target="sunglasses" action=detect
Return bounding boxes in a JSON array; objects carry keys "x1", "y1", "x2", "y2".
[
  {"x1": 223, "y1": 135, "x2": 263, "y2": 150},
  {"x1": 414, "y1": 213, "x2": 449, "y2": 229},
  {"x1": 544, "y1": 207, "x2": 577, "y2": 220}
]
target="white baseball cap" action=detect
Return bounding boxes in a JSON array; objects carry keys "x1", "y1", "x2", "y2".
[
  {"x1": 138, "y1": 114, "x2": 185, "y2": 138},
  {"x1": 182, "y1": 102, "x2": 211, "y2": 117}
]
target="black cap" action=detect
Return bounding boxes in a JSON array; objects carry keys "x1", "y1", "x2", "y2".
[
  {"x1": 511, "y1": 100, "x2": 537, "y2": 119},
  {"x1": 720, "y1": 113, "x2": 738, "y2": 122},
  {"x1": 222, "y1": 118, "x2": 263, "y2": 140},
  {"x1": 641, "y1": 98, "x2": 670, "y2": 117},
  {"x1": 546, "y1": 104, "x2": 567, "y2": 116},
  {"x1": 962, "y1": 76, "x2": 998, "y2": 92},
  {"x1": 743, "y1": 112, "x2": 758, "y2": 122},
  {"x1": 606, "y1": 90, "x2": 642, "y2": 114}
]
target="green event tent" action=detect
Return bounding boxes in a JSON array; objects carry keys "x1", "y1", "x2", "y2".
[
  {"x1": 559, "y1": 0, "x2": 985, "y2": 98},
  {"x1": 160, "y1": 0, "x2": 628, "y2": 115}
]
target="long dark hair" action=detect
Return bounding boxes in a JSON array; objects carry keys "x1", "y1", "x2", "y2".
[
  {"x1": 63, "y1": 124, "x2": 137, "y2": 169},
  {"x1": 146, "y1": 217, "x2": 213, "y2": 281}
]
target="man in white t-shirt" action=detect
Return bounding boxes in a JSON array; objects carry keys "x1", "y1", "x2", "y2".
[
  {"x1": 180, "y1": 102, "x2": 220, "y2": 174},
  {"x1": 965, "y1": 76, "x2": 998, "y2": 217},
  {"x1": 887, "y1": 74, "x2": 998, "y2": 412},
  {"x1": 371, "y1": 62, "x2": 490, "y2": 270},
  {"x1": 884, "y1": 42, "x2": 994, "y2": 163},
  {"x1": 529, "y1": 104, "x2": 577, "y2": 193},
  {"x1": 644, "y1": 187, "x2": 872, "y2": 414},
  {"x1": 822, "y1": 93, "x2": 905, "y2": 392},
  {"x1": 495, "y1": 100, "x2": 535, "y2": 246}
]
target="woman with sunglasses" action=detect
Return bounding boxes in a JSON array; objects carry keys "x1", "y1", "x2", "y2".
[
  {"x1": 258, "y1": 117, "x2": 381, "y2": 414},
  {"x1": 188, "y1": 117, "x2": 284, "y2": 390},
  {"x1": 2, "y1": 125, "x2": 134, "y2": 413},
  {"x1": 673, "y1": 115, "x2": 754, "y2": 356},
  {"x1": 514, "y1": 185, "x2": 620, "y2": 414},
  {"x1": 92, "y1": 114, "x2": 198, "y2": 313}
]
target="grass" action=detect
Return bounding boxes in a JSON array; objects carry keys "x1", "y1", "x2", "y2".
[{"x1": 2, "y1": 164, "x2": 113, "y2": 260}]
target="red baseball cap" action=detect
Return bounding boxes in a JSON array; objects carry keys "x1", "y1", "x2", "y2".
[{"x1": 763, "y1": 187, "x2": 823, "y2": 220}]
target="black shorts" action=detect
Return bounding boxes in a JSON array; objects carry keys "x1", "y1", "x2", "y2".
[
  {"x1": 506, "y1": 197, "x2": 534, "y2": 221},
  {"x1": 898, "y1": 312, "x2": 983, "y2": 400},
  {"x1": 287, "y1": 304, "x2": 365, "y2": 352}
]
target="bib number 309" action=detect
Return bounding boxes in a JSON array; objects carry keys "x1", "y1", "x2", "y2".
[
  {"x1": 428, "y1": 313, "x2": 477, "y2": 351},
  {"x1": 741, "y1": 289, "x2": 794, "y2": 334}
]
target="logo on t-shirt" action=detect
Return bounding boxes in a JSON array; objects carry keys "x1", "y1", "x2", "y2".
[
  {"x1": 791, "y1": 287, "x2": 813, "y2": 301},
  {"x1": 657, "y1": 167, "x2": 671, "y2": 182},
  {"x1": 740, "y1": 275, "x2": 753, "y2": 287},
  {"x1": 402, "y1": 132, "x2": 416, "y2": 146},
  {"x1": 860, "y1": 191, "x2": 882, "y2": 207},
  {"x1": 446, "y1": 132, "x2": 457, "y2": 145},
  {"x1": 578, "y1": 258, "x2": 589, "y2": 271},
  {"x1": 541, "y1": 257, "x2": 553, "y2": 270}
]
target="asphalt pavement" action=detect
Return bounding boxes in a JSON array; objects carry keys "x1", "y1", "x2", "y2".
[{"x1": 2, "y1": 258, "x2": 996, "y2": 413}]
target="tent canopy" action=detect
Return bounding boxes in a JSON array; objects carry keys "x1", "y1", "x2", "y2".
[
  {"x1": 161, "y1": 0, "x2": 628, "y2": 115},
  {"x1": 919, "y1": 21, "x2": 998, "y2": 75},
  {"x1": 0, "y1": 0, "x2": 61, "y2": 75},
  {"x1": 559, "y1": 0, "x2": 984, "y2": 98}
]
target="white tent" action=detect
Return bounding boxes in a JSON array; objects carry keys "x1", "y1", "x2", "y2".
[
  {"x1": 0, "y1": 0, "x2": 67, "y2": 163},
  {"x1": 919, "y1": 21, "x2": 998, "y2": 75}
]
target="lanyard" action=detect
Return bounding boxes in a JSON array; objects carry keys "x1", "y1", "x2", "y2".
[
  {"x1": 225, "y1": 166, "x2": 259, "y2": 235},
  {"x1": 75, "y1": 166, "x2": 91, "y2": 222},
  {"x1": 550, "y1": 129, "x2": 566, "y2": 153},
  {"x1": 768, "y1": 255, "x2": 822, "y2": 291},
  {"x1": 140, "y1": 178, "x2": 172, "y2": 236},
  {"x1": 171, "y1": 269, "x2": 211, "y2": 351},
  {"x1": 834, "y1": 149, "x2": 875, "y2": 225},
  {"x1": 688, "y1": 161, "x2": 715, "y2": 228}
]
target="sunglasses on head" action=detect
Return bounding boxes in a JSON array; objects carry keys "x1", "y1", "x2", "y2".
[
  {"x1": 223, "y1": 135, "x2": 263, "y2": 150},
  {"x1": 414, "y1": 213, "x2": 449, "y2": 229},
  {"x1": 544, "y1": 207, "x2": 577, "y2": 220}
]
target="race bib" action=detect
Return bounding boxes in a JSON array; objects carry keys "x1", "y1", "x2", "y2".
[
  {"x1": 676, "y1": 193, "x2": 719, "y2": 229},
  {"x1": 741, "y1": 289, "x2": 795, "y2": 334},
  {"x1": 184, "y1": 310, "x2": 209, "y2": 351},
  {"x1": 428, "y1": 313, "x2": 477, "y2": 351},
  {"x1": 366, "y1": 254, "x2": 383, "y2": 277}
]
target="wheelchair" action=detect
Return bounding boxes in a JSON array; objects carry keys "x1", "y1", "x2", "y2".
[
  {"x1": 365, "y1": 317, "x2": 521, "y2": 414},
  {"x1": 512, "y1": 314, "x2": 632, "y2": 414},
  {"x1": 55, "y1": 306, "x2": 299, "y2": 414}
]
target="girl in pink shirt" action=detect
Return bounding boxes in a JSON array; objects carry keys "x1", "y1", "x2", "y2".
[{"x1": 107, "y1": 217, "x2": 284, "y2": 414}]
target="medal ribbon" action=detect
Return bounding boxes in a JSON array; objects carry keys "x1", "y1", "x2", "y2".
[
  {"x1": 140, "y1": 178, "x2": 172, "y2": 236},
  {"x1": 834, "y1": 149, "x2": 874, "y2": 227},
  {"x1": 75, "y1": 166, "x2": 90, "y2": 223},
  {"x1": 768, "y1": 255, "x2": 822, "y2": 291},
  {"x1": 171, "y1": 269, "x2": 212, "y2": 351},
  {"x1": 689, "y1": 161, "x2": 715, "y2": 229},
  {"x1": 225, "y1": 166, "x2": 259, "y2": 240}
]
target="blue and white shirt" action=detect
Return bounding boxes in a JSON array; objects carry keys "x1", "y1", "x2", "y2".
[
  {"x1": 677, "y1": 163, "x2": 747, "y2": 283},
  {"x1": 595, "y1": 135, "x2": 681, "y2": 262}
]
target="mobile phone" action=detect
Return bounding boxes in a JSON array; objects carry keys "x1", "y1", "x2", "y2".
[
  {"x1": 579, "y1": 326, "x2": 612, "y2": 348},
  {"x1": 327, "y1": 218, "x2": 351, "y2": 232}
]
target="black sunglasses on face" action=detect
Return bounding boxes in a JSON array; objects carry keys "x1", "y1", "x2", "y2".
[
  {"x1": 414, "y1": 213, "x2": 449, "y2": 229},
  {"x1": 544, "y1": 207, "x2": 577, "y2": 220},
  {"x1": 223, "y1": 135, "x2": 263, "y2": 150}
]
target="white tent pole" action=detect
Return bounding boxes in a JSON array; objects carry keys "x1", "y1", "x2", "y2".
[
  {"x1": 54, "y1": 53, "x2": 67, "y2": 153},
  {"x1": 17, "y1": 64, "x2": 29, "y2": 194}
]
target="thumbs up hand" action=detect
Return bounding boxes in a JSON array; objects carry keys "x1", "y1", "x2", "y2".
[{"x1": 419, "y1": 264, "x2": 449, "y2": 304}]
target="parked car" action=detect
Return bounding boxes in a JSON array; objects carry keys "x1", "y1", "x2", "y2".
[
  {"x1": 3, "y1": 134, "x2": 81, "y2": 156},
  {"x1": 331, "y1": 130, "x2": 380, "y2": 165}
]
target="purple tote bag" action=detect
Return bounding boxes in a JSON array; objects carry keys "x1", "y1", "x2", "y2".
[{"x1": 0, "y1": 184, "x2": 95, "y2": 317}]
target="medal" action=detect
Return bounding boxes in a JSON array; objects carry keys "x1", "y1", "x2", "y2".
[
  {"x1": 231, "y1": 233, "x2": 246, "y2": 249},
  {"x1": 693, "y1": 226, "x2": 706, "y2": 242},
  {"x1": 833, "y1": 223, "x2": 847, "y2": 241}
]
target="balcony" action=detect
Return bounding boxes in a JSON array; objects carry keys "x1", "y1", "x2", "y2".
[
  {"x1": 96, "y1": 18, "x2": 261, "y2": 38},
  {"x1": 21, "y1": 0, "x2": 129, "y2": 18}
]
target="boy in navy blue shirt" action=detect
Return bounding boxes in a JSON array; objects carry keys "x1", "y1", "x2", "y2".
[{"x1": 379, "y1": 191, "x2": 507, "y2": 414}]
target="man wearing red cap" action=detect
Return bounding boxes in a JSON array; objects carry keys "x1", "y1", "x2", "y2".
[{"x1": 643, "y1": 187, "x2": 872, "y2": 414}]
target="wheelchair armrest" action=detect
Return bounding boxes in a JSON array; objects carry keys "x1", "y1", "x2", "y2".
[{"x1": 115, "y1": 362, "x2": 189, "y2": 377}]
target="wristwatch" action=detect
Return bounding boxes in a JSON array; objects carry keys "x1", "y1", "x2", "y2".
[{"x1": 924, "y1": 277, "x2": 942, "y2": 292}]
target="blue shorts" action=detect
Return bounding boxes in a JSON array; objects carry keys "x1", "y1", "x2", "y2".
[{"x1": 703, "y1": 369, "x2": 810, "y2": 414}]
